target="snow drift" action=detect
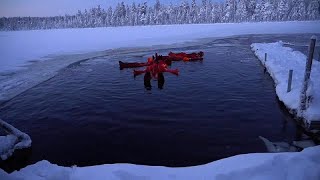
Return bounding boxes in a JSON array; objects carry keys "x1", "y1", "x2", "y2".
[{"x1": 1, "y1": 145, "x2": 319, "y2": 180}]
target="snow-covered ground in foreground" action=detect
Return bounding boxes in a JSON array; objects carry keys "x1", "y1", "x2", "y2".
[
  {"x1": 251, "y1": 41, "x2": 320, "y2": 126},
  {"x1": 0, "y1": 21, "x2": 320, "y2": 103},
  {"x1": 1, "y1": 146, "x2": 319, "y2": 180},
  {"x1": 0, "y1": 119, "x2": 32, "y2": 160}
]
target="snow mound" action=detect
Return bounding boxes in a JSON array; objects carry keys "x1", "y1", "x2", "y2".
[
  {"x1": 251, "y1": 41, "x2": 320, "y2": 126},
  {"x1": 1, "y1": 146, "x2": 320, "y2": 180},
  {"x1": 0, "y1": 119, "x2": 32, "y2": 160}
]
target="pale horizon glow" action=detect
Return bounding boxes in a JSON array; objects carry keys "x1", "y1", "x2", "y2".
[{"x1": 0, "y1": 0, "x2": 224, "y2": 17}]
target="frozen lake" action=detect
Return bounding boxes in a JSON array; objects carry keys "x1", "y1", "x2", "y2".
[{"x1": 0, "y1": 34, "x2": 318, "y2": 172}]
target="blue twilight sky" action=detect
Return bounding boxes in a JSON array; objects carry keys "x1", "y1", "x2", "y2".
[{"x1": 0, "y1": 0, "x2": 224, "y2": 17}]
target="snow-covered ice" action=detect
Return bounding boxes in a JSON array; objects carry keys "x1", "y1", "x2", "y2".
[
  {"x1": 258, "y1": 136, "x2": 316, "y2": 153},
  {"x1": 1, "y1": 21, "x2": 319, "y2": 73},
  {"x1": 0, "y1": 21, "x2": 320, "y2": 102},
  {"x1": 0, "y1": 119, "x2": 32, "y2": 160},
  {"x1": 1, "y1": 145, "x2": 319, "y2": 180},
  {"x1": 251, "y1": 40, "x2": 320, "y2": 127}
]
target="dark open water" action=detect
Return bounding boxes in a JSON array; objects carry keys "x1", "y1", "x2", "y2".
[{"x1": 1, "y1": 34, "x2": 318, "y2": 172}]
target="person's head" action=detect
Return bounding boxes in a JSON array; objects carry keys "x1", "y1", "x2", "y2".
[
  {"x1": 148, "y1": 57, "x2": 153, "y2": 63},
  {"x1": 198, "y1": 51, "x2": 204, "y2": 57}
]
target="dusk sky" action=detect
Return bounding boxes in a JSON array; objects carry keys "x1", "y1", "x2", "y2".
[{"x1": 0, "y1": 0, "x2": 224, "y2": 17}]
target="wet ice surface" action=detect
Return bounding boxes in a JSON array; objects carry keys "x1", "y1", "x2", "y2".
[{"x1": 0, "y1": 34, "x2": 318, "y2": 172}]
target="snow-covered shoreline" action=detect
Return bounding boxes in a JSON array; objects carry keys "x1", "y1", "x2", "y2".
[
  {"x1": 1, "y1": 146, "x2": 319, "y2": 180},
  {"x1": 251, "y1": 41, "x2": 320, "y2": 128}
]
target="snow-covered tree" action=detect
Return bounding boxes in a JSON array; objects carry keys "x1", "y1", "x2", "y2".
[
  {"x1": 247, "y1": 0, "x2": 256, "y2": 18},
  {"x1": 139, "y1": 2, "x2": 148, "y2": 25},
  {"x1": 96, "y1": 5, "x2": 103, "y2": 27},
  {"x1": 277, "y1": 0, "x2": 289, "y2": 21},
  {"x1": 179, "y1": 0, "x2": 190, "y2": 24},
  {"x1": 130, "y1": 2, "x2": 138, "y2": 26},
  {"x1": 76, "y1": 10, "x2": 83, "y2": 28},
  {"x1": 260, "y1": 0, "x2": 275, "y2": 21},
  {"x1": 165, "y1": 3, "x2": 174, "y2": 24},
  {"x1": 222, "y1": 0, "x2": 236, "y2": 22},
  {"x1": 125, "y1": 5, "x2": 130, "y2": 25},
  {"x1": 1, "y1": 0, "x2": 319, "y2": 31},
  {"x1": 83, "y1": 9, "x2": 89, "y2": 27},
  {"x1": 199, "y1": 0, "x2": 208, "y2": 23},
  {"x1": 307, "y1": 0, "x2": 320, "y2": 20},
  {"x1": 155, "y1": 0, "x2": 161, "y2": 12},
  {"x1": 289, "y1": 0, "x2": 307, "y2": 20},
  {"x1": 252, "y1": 2, "x2": 262, "y2": 21},
  {"x1": 154, "y1": 0, "x2": 161, "y2": 24},
  {"x1": 190, "y1": 0, "x2": 198, "y2": 23},
  {"x1": 235, "y1": 0, "x2": 248, "y2": 22},
  {"x1": 119, "y1": 2, "x2": 127, "y2": 25},
  {"x1": 106, "y1": 7, "x2": 113, "y2": 26},
  {"x1": 211, "y1": 2, "x2": 223, "y2": 23}
]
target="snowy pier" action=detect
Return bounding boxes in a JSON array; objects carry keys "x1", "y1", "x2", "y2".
[
  {"x1": 0, "y1": 118, "x2": 32, "y2": 160},
  {"x1": 251, "y1": 39, "x2": 320, "y2": 130}
]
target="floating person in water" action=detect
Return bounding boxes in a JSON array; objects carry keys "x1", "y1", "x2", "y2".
[
  {"x1": 119, "y1": 51, "x2": 204, "y2": 69},
  {"x1": 134, "y1": 54, "x2": 178, "y2": 90},
  {"x1": 133, "y1": 57, "x2": 179, "y2": 78},
  {"x1": 134, "y1": 53, "x2": 175, "y2": 90}
]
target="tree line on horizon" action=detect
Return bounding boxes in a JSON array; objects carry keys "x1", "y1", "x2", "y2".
[{"x1": 0, "y1": 0, "x2": 319, "y2": 31}]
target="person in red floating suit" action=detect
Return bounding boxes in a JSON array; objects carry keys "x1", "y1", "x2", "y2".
[
  {"x1": 168, "y1": 51, "x2": 204, "y2": 61},
  {"x1": 133, "y1": 55, "x2": 179, "y2": 79}
]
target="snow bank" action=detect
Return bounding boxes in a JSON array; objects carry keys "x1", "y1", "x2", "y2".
[
  {"x1": 0, "y1": 119, "x2": 32, "y2": 160},
  {"x1": 251, "y1": 41, "x2": 320, "y2": 126},
  {"x1": 1, "y1": 146, "x2": 319, "y2": 180}
]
